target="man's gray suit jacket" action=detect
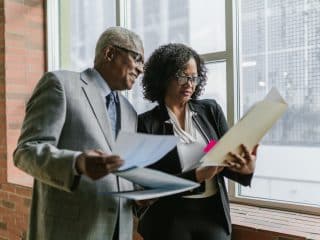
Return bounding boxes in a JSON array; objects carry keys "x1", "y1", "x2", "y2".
[{"x1": 13, "y1": 68, "x2": 137, "y2": 240}]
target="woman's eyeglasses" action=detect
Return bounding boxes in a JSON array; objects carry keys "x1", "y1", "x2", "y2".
[
  {"x1": 176, "y1": 74, "x2": 200, "y2": 86},
  {"x1": 113, "y1": 45, "x2": 144, "y2": 67}
]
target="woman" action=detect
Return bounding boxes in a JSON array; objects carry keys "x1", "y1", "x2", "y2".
[{"x1": 137, "y1": 43, "x2": 258, "y2": 240}]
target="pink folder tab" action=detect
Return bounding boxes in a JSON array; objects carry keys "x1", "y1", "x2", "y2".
[{"x1": 203, "y1": 139, "x2": 217, "y2": 153}]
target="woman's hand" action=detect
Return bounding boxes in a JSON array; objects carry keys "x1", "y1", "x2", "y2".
[
  {"x1": 224, "y1": 144, "x2": 259, "y2": 175},
  {"x1": 195, "y1": 166, "x2": 224, "y2": 183}
]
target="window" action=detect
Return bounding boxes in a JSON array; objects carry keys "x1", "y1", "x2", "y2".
[
  {"x1": 49, "y1": 0, "x2": 116, "y2": 71},
  {"x1": 230, "y1": 0, "x2": 320, "y2": 213},
  {"x1": 125, "y1": 0, "x2": 227, "y2": 113},
  {"x1": 48, "y1": 0, "x2": 320, "y2": 214}
]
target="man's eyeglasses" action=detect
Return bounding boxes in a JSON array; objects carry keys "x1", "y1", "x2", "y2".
[
  {"x1": 176, "y1": 74, "x2": 201, "y2": 86},
  {"x1": 113, "y1": 45, "x2": 144, "y2": 67}
]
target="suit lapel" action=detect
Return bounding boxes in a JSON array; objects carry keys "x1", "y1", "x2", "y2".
[
  {"x1": 118, "y1": 93, "x2": 137, "y2": 132},
  {"x1": 80, "y1": 69, "x2": 115, "y2": 150}
]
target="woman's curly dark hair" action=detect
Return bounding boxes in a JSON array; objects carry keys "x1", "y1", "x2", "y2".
[{"x1": 142, "y1": 43, "x2": 207, "y2": 103}]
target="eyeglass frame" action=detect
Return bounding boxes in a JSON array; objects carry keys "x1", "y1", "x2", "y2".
[
  {"x1": 175, "y1": 73, "x2": 201, "y2": 86},
  {"x1": 112, "y1": 45, "x2": 144, "y2": 67}
]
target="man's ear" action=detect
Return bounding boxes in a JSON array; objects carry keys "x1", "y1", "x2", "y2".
[{"x1": 104, "y1": 46, "x2": 115, "y2": 62}]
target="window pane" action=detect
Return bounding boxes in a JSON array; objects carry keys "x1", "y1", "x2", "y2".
[
  {"x1": 128, "y1": 0, "x2": 226, "y2": 58},
  {"x1": 59, "y1": 0, "x2": 116, "y2": 71},
  {"x1": 128, "y1": 75, "x2": 157, "y2": 114},
  {"x1": 201, "y1": 61, "x2": 227, "y2": 115},
  {"x1": 127, "y1": 0, "x2": 226, "y2": 114},
  {"x1": 238, "y1": 0, "x2": 320, "y2": 206}
]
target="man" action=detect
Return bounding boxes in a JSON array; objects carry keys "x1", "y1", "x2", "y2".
[{"x1": 13, "y1": 27, "x2": 144, "y2": 240}]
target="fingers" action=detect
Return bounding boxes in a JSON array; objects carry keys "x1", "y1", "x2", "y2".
[
  {"x1": 224, "y1": 144, "x2": 257, "y2": 174},
  {"x1": 79, "y1": 150, "x2": 124, "y2": 180},
  {"x1": 196, "y1": 166, "x2": 224, "y2": 182},
  {"x1": 227, "y1": 151, "x2": 246, "y2": 167},
  {"x1": 135, "y1": 198, "x2": 158, "y2": 207},
  {"x1": 240, "y1": 144, "x2": 251, "y2": 160},
  {"x1": 252, "y1": 144, "x2": 259, "y2": 156}
]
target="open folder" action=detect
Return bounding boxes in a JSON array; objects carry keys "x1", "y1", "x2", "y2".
[
  {"x1": 200, "y1": 87, "x2": 288, "y2": 166},
  {"x1": 113, "y1": 168, "x2": 200, "y2": 200},
  {"x1": 105, "y1": 131, "x2": 199, "y2": 200}
]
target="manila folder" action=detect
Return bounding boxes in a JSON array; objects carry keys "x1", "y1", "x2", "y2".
[{"x1": 200, "y1": 87, "x2": 288, "y2": 166}]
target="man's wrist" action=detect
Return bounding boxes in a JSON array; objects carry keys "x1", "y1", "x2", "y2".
[{"x1": 73, "y1": 152, "x2": 83, "y2": 175}]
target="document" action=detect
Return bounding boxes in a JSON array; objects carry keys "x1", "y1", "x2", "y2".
[
  {"x1": 113, "y1": 167, "x2": 200, "y2": 200},
  {"x1": 113, "y1": 131, "x2": 179, "y2": 171},
  {"x1": 200, "y1": 87, "x2": 288, "y2": 166}
]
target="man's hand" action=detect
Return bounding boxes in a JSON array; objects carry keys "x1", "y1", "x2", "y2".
[
  {"x1": 195, "y1": 166, "x2": 224, "y2": 183},
  {"x1": 224, "y1": 144, "x2": 259, "y2": 175},
  {"x1": 75, "y1": 150, "x2": 124, "y2": 180},
  {"x1": 135, "y1": 198, "x2": 158, "y2": 207}
]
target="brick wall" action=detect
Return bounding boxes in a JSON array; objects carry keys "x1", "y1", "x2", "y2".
[{"x1": 0, "y1": 0, "x2": 45, "y2": 239}]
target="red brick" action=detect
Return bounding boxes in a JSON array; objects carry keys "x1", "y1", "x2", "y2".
[
  {"x1": 5, "y1": 85, "x2": 26, "y2": 96},
  {"x1": 15, "y1": 186, "x2": 31, "y2": 197},
  {"x1": 5, "y1": 47, "x2": 26, "y2": 56},
  {"x1": 5, "y1": 54, "x2": 26, "y2": 65},
  {"x1": 0, "y1": 161, "x2": 5, "y2": 168},
  {"x1": 0, "y1": 184, "x2": 15, "y2": 194},
  {"x1": 1, "y1": 200, "x2": 14, "y2": 209},
  {"x1": 0, "y1": 170, "x2": 7, "y2": 182},
  {"x1": 0, "y1": 191, "x2": 8, "y2": 200},
  {"x1": 0, "y1": 222, "x2": 7, "y2": 230},
  {"x1": 5, "y1": 1, "x2": 26, "y2": 19},
  {"x1": 5, "y1": 21, "x2": 26, "y2": 35},
  {"x1": 1, "y1": 0, "x2": 44, "y2": 238},
  {"x1": 15, "y1": 205, "x2": 30, "y2": 215}
]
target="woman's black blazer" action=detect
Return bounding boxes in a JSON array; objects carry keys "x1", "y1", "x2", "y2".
[{"x1": 138, "y1": 99, "x2": 253, "y2": 233}]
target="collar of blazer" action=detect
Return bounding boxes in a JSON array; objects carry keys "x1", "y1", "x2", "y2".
[
  {"x1": 80, "y1": 68, "x2": 137, "y2": 151},
  {"x1": 80, "y1": 68, "x2": 116, "y2": 150}
]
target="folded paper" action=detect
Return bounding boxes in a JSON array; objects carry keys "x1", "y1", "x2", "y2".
[{"x1": 200, "y1": 87, "x2": 288, "y2": 166}]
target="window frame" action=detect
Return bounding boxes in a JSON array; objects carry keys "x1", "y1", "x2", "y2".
[{"x1": 46, "y1": 0, "x2": 320, "y2": 215}]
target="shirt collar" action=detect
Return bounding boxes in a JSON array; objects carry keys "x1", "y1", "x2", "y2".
[{"x1": 92, "y1": 68, "x2": 119, "y2": 103}]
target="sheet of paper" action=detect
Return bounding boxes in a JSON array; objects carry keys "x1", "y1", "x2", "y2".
[
  {"x1": 116, "y1": 167, "x2": 199, "y2": 189},
  {"x1": 111, "y1": 167, "x2": 200, "y2": 200},
  {"x1": 178, "y1": 142, "x2": 205, "y2": 171},
  {"x1": 200, "y1": 87, "x2": 288, "y2": 166},
  {"x1": 113, "y1": 132, "x2": 179, "y2": 171},
  {"x1": 109, "y1": 186, "x2": 198, "y2": 200}
]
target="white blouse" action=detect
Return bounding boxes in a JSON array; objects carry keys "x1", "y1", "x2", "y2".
[{"x1": 166, "y1": 104, "x2": 217, "y2": 198}]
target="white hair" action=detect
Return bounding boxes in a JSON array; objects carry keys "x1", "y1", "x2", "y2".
[{"x1": 94, "y1": 26, "x2": 143, "y2": 64}]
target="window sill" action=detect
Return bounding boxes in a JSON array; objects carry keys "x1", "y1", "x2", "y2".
[{"x1": 230, "y1": 203, "x2": 320, "y2": 240}]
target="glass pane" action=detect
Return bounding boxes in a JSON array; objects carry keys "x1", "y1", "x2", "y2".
[
  {"x1": 238, "y1": 0, "x2": 320, "y2": 206},
  {"x1": 128, "y1": 75, "x2": 157, "y2": 114},
  {"x1": 201, "y1": 61, "x2": 227, "y2": 115},
  {"x1": 59, "y1": 0, "x2": 116, "y2": 71},
  {"x1": 128, "y1": 0, "x2": 225, "y2": 58}
]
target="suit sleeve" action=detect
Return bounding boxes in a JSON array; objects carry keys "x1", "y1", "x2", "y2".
[
  {"x1": 13, "y1": 72, "x2": 81, "y2": 192},
  {"x1": 213, "y1": 102, "x2": 253, "y2": 186}
]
